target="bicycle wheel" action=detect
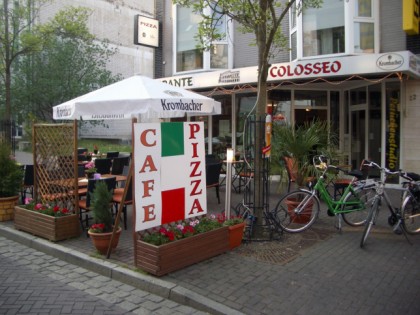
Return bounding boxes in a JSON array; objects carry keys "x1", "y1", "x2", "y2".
[
  {"x1": 342, "y1": 186, "x2": 375, "y2": 226},
  {"x1": 401, "y1": 194, "x2": 420, "y2": 234},
  {"x1": 272, "y1": 190, "x2": 320, "y2": 233},
  {"x1": 360, "y1": 197, "x2": 380, "y2": 248}
]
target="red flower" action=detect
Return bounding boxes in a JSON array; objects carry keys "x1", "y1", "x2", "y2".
[
  {"x1": 166, "y1": 230, "x2": 175, "y2": 241},
  {"x1": 53, "y1": 205, "x2": 60, "y2": 213},
  {"x1": 183, "y1": 225, "x2": 194, "y2": 234}
]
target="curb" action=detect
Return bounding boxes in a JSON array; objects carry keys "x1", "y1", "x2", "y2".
[{"x1": 0, "y1": 224, "x2": 244, "y2": 315}]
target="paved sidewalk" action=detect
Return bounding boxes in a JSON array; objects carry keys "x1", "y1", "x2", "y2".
[
  {"x1": 4, "y1": 150, "x2": 420, "y2": 314},
  {"x1": 0, "y1": 237, "x2": 207, "y2": 315}
]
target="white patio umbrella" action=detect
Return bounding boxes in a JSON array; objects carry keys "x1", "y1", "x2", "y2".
[{"x1": 52, "y1": 75, "x2": 221, "y2": 120}]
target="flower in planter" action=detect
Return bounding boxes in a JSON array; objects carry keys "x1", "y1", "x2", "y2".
[
  {"x1": 84, "y1": 161, "x2": 97, "y2": 173},
  {"x1": 141, "y1": 215, "x2": 224, "y2": 246},
  {"x1": 24, "y1": 198, "x2": 72, "y2": 217},
  {"x1": 88, "y1": 223, "x2": 106, "y2": 233},
  {"x1": 221, "y1": 215, "x2": 245, "y2": 226}
]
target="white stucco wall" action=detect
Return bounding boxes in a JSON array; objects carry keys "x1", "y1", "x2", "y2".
[{"x1": 403, "y1": 80, "x2": 420, "y2": 174}]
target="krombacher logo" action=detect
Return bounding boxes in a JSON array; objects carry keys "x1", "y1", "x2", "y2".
[{"x1": 376, "y1": 53, "x2": 404, "y2": 70}]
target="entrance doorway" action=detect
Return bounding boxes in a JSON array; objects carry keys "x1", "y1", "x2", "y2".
[{"x1": 348, "y1": 85, "x2": 382, "y2": 170}]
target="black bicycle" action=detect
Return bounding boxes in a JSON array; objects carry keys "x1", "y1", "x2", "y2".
[{"x1": 360, "y1": 160, "x2": 420, "y2": 248}]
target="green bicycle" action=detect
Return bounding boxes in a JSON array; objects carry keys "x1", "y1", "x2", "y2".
[{"x1": 274, "y1": 155, "x2": 375, "y2": 233}]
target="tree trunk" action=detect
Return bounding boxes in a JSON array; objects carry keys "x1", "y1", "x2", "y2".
[{"x1": 253, "y1": 1, "x2": 269, "y2": 237}]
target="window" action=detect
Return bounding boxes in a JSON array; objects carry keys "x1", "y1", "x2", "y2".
[
  {"x1": 176, "y1": 6, "x2": 203, "y2": 72},
  {"x1": 292, "y1": 0, "x2": 378, "y2": 59},
  {"x1": 353, "y1": 0, "x2": 375, "y2": 53},
  {"x1": 290, "y1": 2, "x2": 297, "y2": 60},
  {"x1": 354, "y1": 22, "x2": 374, "y2": 53},
  {"x1": 302, "y1": 0, "x2": 345, "y2": 57},
  {"x1": 174, "y1": 5, "x2": 231, "y2": 73}
]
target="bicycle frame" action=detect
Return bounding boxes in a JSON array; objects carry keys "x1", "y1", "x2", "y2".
[
  {"x1": 360, "y1": 160, "x2": 415, "y2": 247},
  {"x1": 306, "y1": 164, "x2": 367, "y2": 216},
  {"x1": 315, "y1": 175, "x2": 363, "y2": 214}
]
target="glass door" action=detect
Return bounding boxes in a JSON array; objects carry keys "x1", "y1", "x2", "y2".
[
  {"x1": 350, "y1": 106, "x2": 367, "y2": 169},
  {"x1": 348, "y1": 84, "x2": 382, "y2": 170}
]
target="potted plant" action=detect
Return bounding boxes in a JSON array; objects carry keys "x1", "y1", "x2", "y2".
[
  {"x1": 272, "y1": 119, "x2": 337, "y2": 189},
  {"x1": 271, "y1": 120, "x2": 337, "y2": 222},
  {"x1": 0, "y1": 142, "x2": 24, "y2": 221},
  {"x1": 14, "y1": 198, "x2": 81, "y2": 241},
  {"x1": 222, "y1": 215, "x2": 246, "y2": 250},
  {"x1": 87, "y1": 181, "x2": 121, "y2": 255},
  {"x1": 136, "y1": 214, "x2": 229, "y2": 276},
  {"x1": 84, "y1": 161, "x2": 97, "y2": 179}
]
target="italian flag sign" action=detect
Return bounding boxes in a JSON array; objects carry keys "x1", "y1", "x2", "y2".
[{"x1": 133, "y1": 122, "x2": 207, "y2": 232}]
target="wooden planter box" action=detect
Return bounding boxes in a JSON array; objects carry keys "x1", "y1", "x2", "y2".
[
  {"x1": 0, "y1": 196, "x2": 19, "y2": 221},
  {"x1": 14, "y1": 206, "x2": 81, "y2": 242},
  {"x1": 136, "y1": 226, "x2": 229, "y2": 276}
]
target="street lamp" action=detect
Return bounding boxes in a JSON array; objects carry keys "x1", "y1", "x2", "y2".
[{"x1": 225, "y1": 148, "x2": 234, "y2": 219}]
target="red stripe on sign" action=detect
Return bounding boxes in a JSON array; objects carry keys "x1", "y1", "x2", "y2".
[{"x1": 161, "y1": 188, "x2": 185, "y2": 224}]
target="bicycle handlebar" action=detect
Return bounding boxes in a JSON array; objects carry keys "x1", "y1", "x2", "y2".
[
  {"x1": 312, "y1": 155, "x2": 355, "y2": 175},
  {"x1": 362, "y1": 160, "x2": 420, "y2": 182}
]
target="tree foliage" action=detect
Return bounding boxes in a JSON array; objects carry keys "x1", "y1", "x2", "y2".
[
  {"x1": 173, "y1": 0, "x2": 323, "y2": 233},
  {"x1": 0, "y1": 0, "x2": 47, "y2": 122},
  {"x1": 12, "y1": 6, "x2": 121, "y2": 121}
]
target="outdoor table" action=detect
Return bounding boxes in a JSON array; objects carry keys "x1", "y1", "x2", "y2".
[
  {"x1": 78, "y1": 174, "x2": 127, "y2": 187},
  {"x1": 47, "y1": 174, "x2": 127, "y2": 189}
]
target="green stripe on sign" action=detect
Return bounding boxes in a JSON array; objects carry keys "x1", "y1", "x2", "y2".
[{"x1": 161, "y1": 122, "x2": 184, "y2": 157}]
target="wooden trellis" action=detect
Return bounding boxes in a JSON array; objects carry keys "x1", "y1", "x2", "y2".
[{"x1": 32, "y1": 122, "x2": 79, "y2": 214}]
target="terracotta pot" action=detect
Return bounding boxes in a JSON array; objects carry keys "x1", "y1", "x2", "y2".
[
  {"x1": 0, "y1": 195, "x2": 19, "y2": 221},
  {"x1": 284, "y1": 197, "x2": 313, "y2": 224},
  {"x1": 88, "y1": 227, "x2": 122, "y2": 255},
  {"x1": 228, "y1": 222, "x2": 246, "y2": 249}
]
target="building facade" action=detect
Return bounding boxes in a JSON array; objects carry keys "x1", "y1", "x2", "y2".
[
  {"x1": 157, "y1": 0, "x2": 420, "y2": 177},
  {"x1": 40, "y1": 0, "x2": 156, "y2": 140}
]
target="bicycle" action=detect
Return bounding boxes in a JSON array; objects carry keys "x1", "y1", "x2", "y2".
[
  {"x1": 272, "y1": 155, "x2": 376, "y2": 233},
  {"x1": 400, "y1": 173, "x2": 420, "y2": 234},
  {"x1": 360, "y1": 160, "x2": 420, "y2": 248}
]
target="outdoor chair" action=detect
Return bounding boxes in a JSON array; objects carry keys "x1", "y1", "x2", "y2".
[
  {"x1": 238, "y1": 164, "x2": 253, "y2": 194},
  {"x1": 77, "y1": 148, "x2": 88, "y2": 155},
  {"x1": 283, "y1": 156, "x2": 315, "y2": 192},
  {"x1": 78, "y1": 154, "x2": 88, "y2": 162},
  {"x1": 113, "y1": 165, "x2": 130, "y2": 195},
  {"x1": 332, "y1": 159, "x2": 381, "y2": 199},
  {"x1": 78, "y1": 177, "x2": 116, "y2": 231},
  {"x1": 206, "y1": 162, "x2": 222, "y2": 204},
  {"x1": 111, "y1": 156, "x2": 130, "y2": 175},
  {"x1": 94, "y1": 158, "x2": 112, "y2": 174},
  {"x1": 106, "y1": 151, "x2": 119, "y2": 159},
  {"x1": 112, "y1": 175, "x2": 132, "y2": 230}
]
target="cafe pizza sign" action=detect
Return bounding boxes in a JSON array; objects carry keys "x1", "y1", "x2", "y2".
[{"x1": 133, "y1": 122, "x2": 207, "y2": 232}]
